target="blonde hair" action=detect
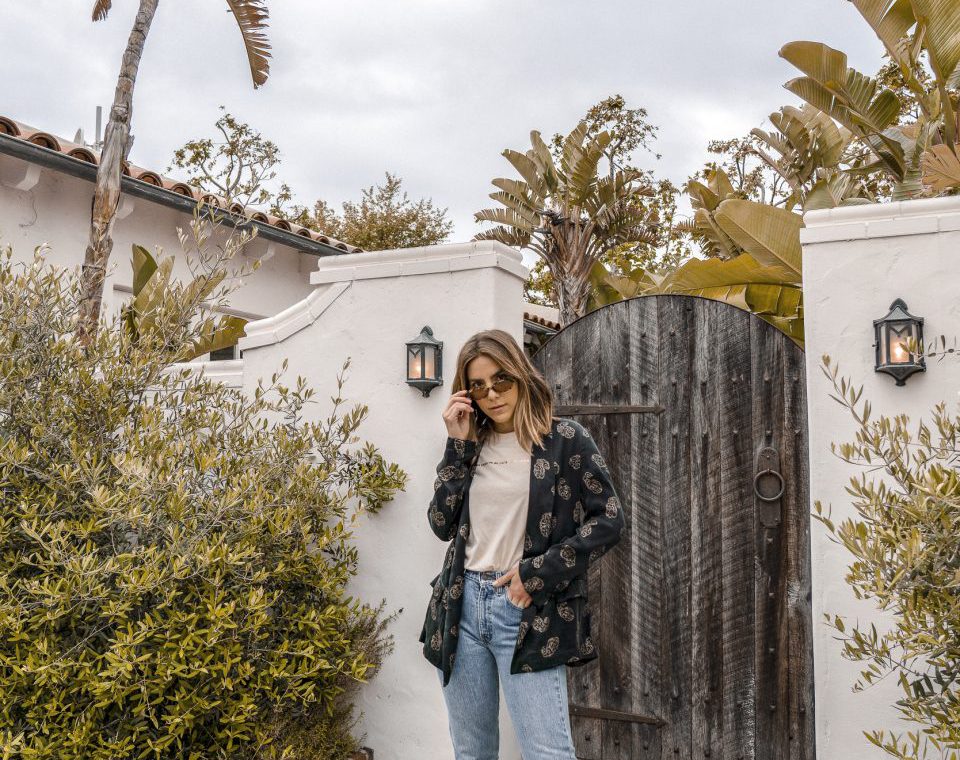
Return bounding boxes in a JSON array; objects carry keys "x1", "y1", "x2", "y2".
[{"x1": 452, "y1": 329, "x2": 554, "y2": 453}]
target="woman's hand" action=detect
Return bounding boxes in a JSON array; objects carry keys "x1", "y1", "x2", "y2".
[
  {"x1": 443, "y1": 389, "x2": 477, "y2": 441},
  {"x1": 492, "y1": 562, "x2": 532, "y2": 608}
]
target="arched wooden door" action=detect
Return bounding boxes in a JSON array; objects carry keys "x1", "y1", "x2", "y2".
[{"x1": 530, "y1": 295, "x2": 814, "y2": 760}]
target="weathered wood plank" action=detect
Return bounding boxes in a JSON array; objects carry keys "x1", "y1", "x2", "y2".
[
  {"x1": 690, "y1": 300, "x2": 723, "y2": 759},
  {"x1": 532, "y1": 316, "x2": 573, "y2": 409},
  {"x1": 658, "y1": 297, "x2": 694, "y2": 760},
  {"x1": 629, "y1": 296, "x2": 663, "y2": 760},
  {"x1": 718, "y1": 305, "x2": 756, "y2": 760},
  {"x1": 596, "y1": 301, "x2": 635, "y2": 760},
  {"x1": 783, "y1": 344, "x2": 815, "y2": 760},
  {"x1": 566, "y1": 312, "x2": 605, "y2": 759},
  {"x1": 751, "y1": 319, "x2": 790, "y2": 760}
]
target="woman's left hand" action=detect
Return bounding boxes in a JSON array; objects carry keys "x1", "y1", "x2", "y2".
[{"x1": 493, "y1": 562, "x2": 532, "y2": 608}]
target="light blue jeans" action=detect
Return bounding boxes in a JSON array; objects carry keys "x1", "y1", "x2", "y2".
[{"x1": 436, "y1": 568, "x2": 578, "y2": 759}]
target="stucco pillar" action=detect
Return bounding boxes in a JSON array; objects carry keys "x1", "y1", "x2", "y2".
[{"x1": 801, "y1": 197, "x2": 960, "y2": 758}]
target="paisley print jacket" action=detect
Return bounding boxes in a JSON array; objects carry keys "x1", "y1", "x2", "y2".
[{"x1": 418, "y1": 417, "x2": 626, "y2": 687}]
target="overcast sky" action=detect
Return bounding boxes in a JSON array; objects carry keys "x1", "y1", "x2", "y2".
[{"x1": 4, "y1": 1, "x2": 885, "y2": 246}]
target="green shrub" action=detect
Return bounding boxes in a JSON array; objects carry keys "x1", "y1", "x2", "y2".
[
  {"x1": 816, "y1": 355, "x2": 960, "y2": 760},
  {"x1": 0, "y1": 246, "x2": 407, "y2": 758}
]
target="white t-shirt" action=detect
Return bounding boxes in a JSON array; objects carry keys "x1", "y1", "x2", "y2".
[{"x1": 463, "y1": 428, "x2": 530, "y2": 572}]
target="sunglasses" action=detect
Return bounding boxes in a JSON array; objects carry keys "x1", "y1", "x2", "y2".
[{"x1": 467, "y1": 375, "x2": 516, "y2": 401}]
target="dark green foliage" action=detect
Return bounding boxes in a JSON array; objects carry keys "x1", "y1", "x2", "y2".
[{"x1": 0, "y1": 247, "x2": 407, "y2": 758}]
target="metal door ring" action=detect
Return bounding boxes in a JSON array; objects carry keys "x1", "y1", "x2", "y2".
[{"x1": 754, "y1": 469, "x2": 784, "y2": 502}]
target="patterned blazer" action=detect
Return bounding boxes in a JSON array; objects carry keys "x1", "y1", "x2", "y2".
[{"x1": 418, "y1": 417, "x2": 626, "y2": 687}]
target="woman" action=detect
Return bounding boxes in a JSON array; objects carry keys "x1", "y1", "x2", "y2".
[{"x1": 418, "y1": 329, "x2": 626, "y2": 759}]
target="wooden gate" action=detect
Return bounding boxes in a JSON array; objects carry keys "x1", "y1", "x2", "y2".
[{"x1": 530, "y1": 295, "x2": 814, "y2": 760}]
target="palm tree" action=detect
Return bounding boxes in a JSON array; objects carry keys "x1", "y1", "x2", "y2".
[
  {"x1": 77, "y1": 0, "x2": 272, "y2": 345},
  {"x1": 474, "y1": 122, "x2": 658, "y2": 326}
]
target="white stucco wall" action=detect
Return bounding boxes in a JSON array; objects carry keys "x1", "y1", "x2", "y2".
[
  {"x1": 239, "y1": 240, "x2": 530, "y2": 759},
  {"x1": 0, "y1": 153, "x2": 319, "y2": 323},
  {"x1": 802, "y1": 197, "x2": 960, "y2": 758}
]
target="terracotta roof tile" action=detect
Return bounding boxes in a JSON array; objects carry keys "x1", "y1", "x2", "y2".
[
  {"x1": 0, "y1": 115, "x2": 363, "y2": 254},
  {"x1": 523, "y1": 310, "x2": 561, "y2": 331}
]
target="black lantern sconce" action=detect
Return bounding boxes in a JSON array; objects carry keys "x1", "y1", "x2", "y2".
[
  {"x1": 406, "y1": 325, "x2": 443, "y2": 397},
  {"x1": 873, "y1": 298, "x2": 925, "y2": 386}
]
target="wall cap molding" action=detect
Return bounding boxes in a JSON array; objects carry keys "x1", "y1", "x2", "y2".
[
  {"x1": 309, "y1": 240, "x2": 527, "y2": 284},
  {"x1": 802, "y1": 195, "x2": 960, "y2": 243},
  {"x1": 238, "y1": 281, "x2": 351, "y2": 351}
]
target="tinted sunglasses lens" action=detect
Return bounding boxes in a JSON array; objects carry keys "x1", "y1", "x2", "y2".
[{"x1": 467, "y1": 377, "x2": 514, "y2": 401}]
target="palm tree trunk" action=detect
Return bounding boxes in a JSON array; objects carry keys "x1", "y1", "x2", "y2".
[
  {"x1": 76, "y1": 0, "x2": 160, "y2": 346},
  {"x1": 552, "y1": 223, "x2": 594, "y2": 326}
]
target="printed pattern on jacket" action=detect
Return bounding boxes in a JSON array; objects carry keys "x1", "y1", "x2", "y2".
[{"x1": 418, "y1": 417, "x2": 626, "y2": 687}]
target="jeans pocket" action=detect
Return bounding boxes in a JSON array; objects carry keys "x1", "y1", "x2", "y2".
[{"x1": 504, "y1": 591, "x2": 526, "y2": 611}]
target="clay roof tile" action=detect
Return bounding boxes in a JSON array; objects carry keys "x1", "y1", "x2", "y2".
[
  {"x1": 0, "y1": 114, "x2": 364, "y2": 254},
  {"x1": 523, "y1": 311, "x2": 561, "y2": 331}
]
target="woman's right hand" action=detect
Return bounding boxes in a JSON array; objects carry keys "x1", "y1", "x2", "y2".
[{"x1": 443, "y1": 389, "x2": 477, "y2": 441}]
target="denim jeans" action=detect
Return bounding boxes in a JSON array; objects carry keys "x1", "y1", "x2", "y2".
[{"x1": 436, "y1": 568, "x2": 578, "y2": 759}]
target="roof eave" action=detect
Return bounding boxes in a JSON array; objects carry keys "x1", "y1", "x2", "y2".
[
  {"x1": 523, "y1": 318, "x2": 559, "y2": 335},
  {"x1": 0, "y1": 132, "x2": 349, "y2": 259}
]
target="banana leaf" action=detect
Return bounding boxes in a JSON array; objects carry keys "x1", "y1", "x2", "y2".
[
  {"x1": 588, "y1": 254, "x2": 804, "y2": 347},
  {"x1": 851, "y1": 0, "x2": 916, "y2": 61},
  {"x1": 125, "y1": 243, "x2": 247, "y2": 362},
  {"x1": 911, "y1": 0, "x2": 960, "y2": 82},
  {"x1": 660, "y1": 254, "x2": 804, "y2": 346},
  {"x1": 921, "y1": 142, "x2": 960, "y2": 192},
  {"x1": 713, "y1": 199, "x2": 803, "y2": 280}
]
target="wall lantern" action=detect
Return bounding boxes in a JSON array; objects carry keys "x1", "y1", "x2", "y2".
[
  {"x1": 406, "y1": 325, "x2": 443, "y2": 397},
  {"x1": 873, "y1": 298, "x2": 925, "y2": 386}
]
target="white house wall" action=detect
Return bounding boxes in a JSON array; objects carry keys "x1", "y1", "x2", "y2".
[
  {"x1": 0, "y1": 153, "x2": 318, "y2": 321},
  {"x1": 802, "y1": 197, "x2": 960, "y2": 759}
]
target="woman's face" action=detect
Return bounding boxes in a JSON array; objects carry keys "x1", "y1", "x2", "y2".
[{"x1": 465, "y1": 355, "x2": 519, "y2": 433}]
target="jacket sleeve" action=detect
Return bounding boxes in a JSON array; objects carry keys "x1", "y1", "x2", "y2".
[
  {"x1": 517, "y1": 423, "x2": 626, "y2": 606},
  {"x1": 427, "y1": 436, "x2": 478, "y2": 541}
]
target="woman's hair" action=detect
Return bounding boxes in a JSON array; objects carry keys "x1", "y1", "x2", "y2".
[{"x1": 451, "y1": 329, "x2": 554, "y2": 453}]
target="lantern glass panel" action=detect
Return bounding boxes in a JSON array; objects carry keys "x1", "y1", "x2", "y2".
[
  {"x1": 407, "y1": 346, "x2": 423, "y2": 380},
  {"x1": 422, "y1": 345, "x2": 437, "y2": 379},
  {"x1": 884, "y1": 321, "x2": 915, "y2": 365}
]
